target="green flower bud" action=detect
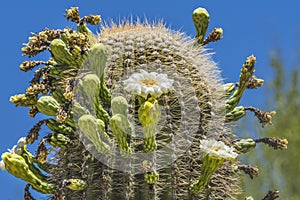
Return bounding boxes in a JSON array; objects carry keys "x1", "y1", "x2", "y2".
[
  {"x1": 226, "y1": 55, "x2": 256, "y2": 112},
  {"x1": 77, "y1": 74, "x2": 110, "y2": 122},
  {"x1": 36, "y1": 96, "x2": 60, "y2": 116},
  {"x1": 48, "y1": 133, "x2": 71, "y2": 147},
  {"x1": 83, "y1": 43, "x2": 108, "y2": 81},
  {"x1": 234, "y1": 138, "x2": 256, "y2": 154},
  {"x1": 144, "y1": 170, "x2": 159, "y2": 185},
  {"x1": 109, "y1": 114, "x2": 132, "y2": 157},
  {"x1": 193, "y1": 7, "x2": 210, "y2": 44},
  {"x1": 46, "y1": 119, "x2": 74, "y2": 135},
  {"x1": 78, "y1": 73, "x2": 100, "y2": 104},
  {"x1": 222, "y1": 83, "x2": 236, "y2": 98},
  {"x1": 66, "y1": 179, "x2": 87, "y2": 191},
  {"x1": 225, "y1": 106, "x2": 246, "y2": 122},
  {"x1": 96, "y1": 119, "x2": 109, "y2": 140},
  {"x1": 50, "y1": 39, "x2": 82, "y2": 67},
  {"x1": 78, "y1": 114, "x2": 110, "y2": 153},
  {"x1": 138, "y1": 100, "x2": 160, "y2": 127},
  {"x1": 111, "y1": 96, "x2": 129, "y2": 116}
]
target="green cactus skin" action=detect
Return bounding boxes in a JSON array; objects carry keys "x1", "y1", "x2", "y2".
[
  {"x1": 83, "y1": 43, "x2": 111, "y2": 104},
  {"x1": 50, "y1": 39, "x2": 77, "y2": 66},
  {"x1": 83, "y1": 43, "x2": 108, "y2": 81}
]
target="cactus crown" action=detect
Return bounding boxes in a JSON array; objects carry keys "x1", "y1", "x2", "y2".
[{"x1": 1, "y1": 6, "x2": 286, "y2": 200}]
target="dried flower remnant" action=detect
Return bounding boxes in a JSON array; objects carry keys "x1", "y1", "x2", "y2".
[
  {"x1": 245, "y1": 106, "x2": 276, "y2": 127},
  {"x1": 238, "y1": 164, "x2": 259, "y2": 179},
  {"x1": 262, "y1": 190, "x2": 280, "y2": 200},
  {"x1": 202, "y1": 27, "x2": 223, "y2": 46},
  {"x1": 246, "y1": 75, "x2": 264, "y2": 89},
  {"x1": 255, "y1": 137, "x2": 288, "y2": 150}
]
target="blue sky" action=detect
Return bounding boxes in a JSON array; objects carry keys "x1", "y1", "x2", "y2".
[{"x1": 0, "y1": 1, "x2": 299, "y2": 199}]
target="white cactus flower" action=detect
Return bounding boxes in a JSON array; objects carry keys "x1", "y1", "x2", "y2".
[
  {"x1": 200, "y1": 139, "x2": 238, "y2": 160},
  {"x1": 124, "y1": 70, "x2": 174, "y2": 99}
]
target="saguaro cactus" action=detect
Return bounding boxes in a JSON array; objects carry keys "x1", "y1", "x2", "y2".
[{"x1": 1, "y1": 6, "x2": 287, "y2": 200}]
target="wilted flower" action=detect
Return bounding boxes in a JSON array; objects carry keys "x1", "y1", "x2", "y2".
[
  {"x1": 8, "y1": 137, "x2": 27, "y2": 155},
  {"x1": 123, "y1": 70, "x2": 174, "y2": 99},
  {"x1": 0, "y1": 160, "x2": 5, "y2": 171}
]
